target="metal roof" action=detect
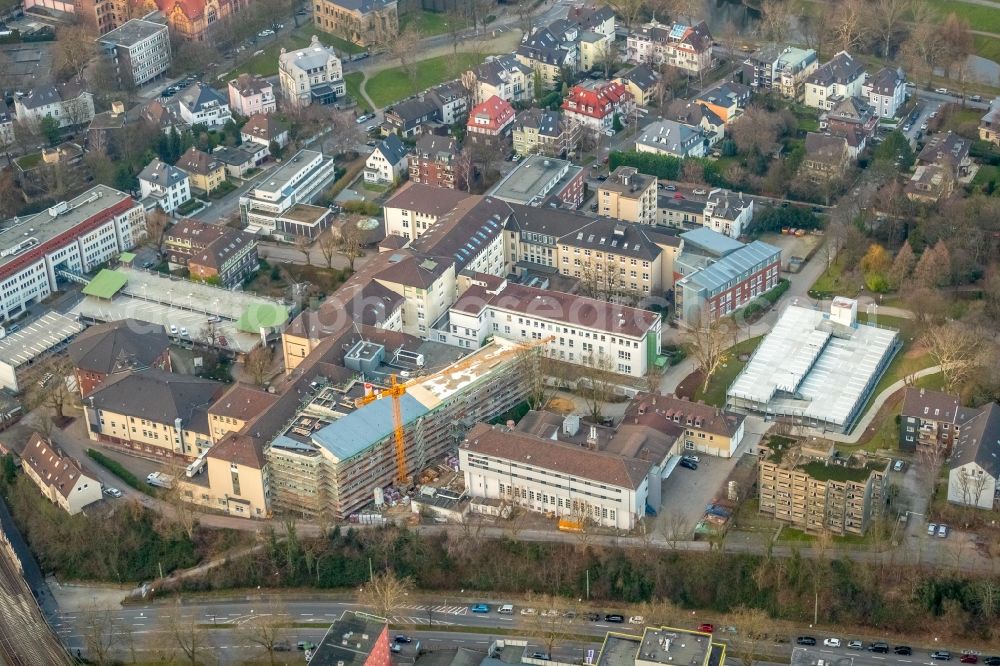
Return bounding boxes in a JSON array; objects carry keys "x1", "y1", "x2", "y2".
[
  {"x1": 309, "y1": 393, "x2": 429, "y2": 462},
  {"x1": 0, "y1": 312, "x2": 84, "y2": 368},
  {"x1": 677, "y1": 240, "x2": 780, "y2": 295}
]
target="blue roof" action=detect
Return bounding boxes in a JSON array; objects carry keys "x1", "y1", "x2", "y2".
[
  {"x1": 311, "y1": 393, "x2": 429, "y2": 462},
  {"x1": 680, "y1": 227, "x2": 745, "y2": 257}
]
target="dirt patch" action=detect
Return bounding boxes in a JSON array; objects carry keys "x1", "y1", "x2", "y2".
[
  {"x1": 904, "y1": 340, "x2": 928, "y2": 359},
  {"x1": 674, "y1": 370, "x2": 702, "y2": 400},
  {"x1": 544, "y1": 397, "x2": 576, "y2": 415}
]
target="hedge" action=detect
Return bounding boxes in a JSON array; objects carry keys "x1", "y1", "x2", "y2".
[{"x1": 86, "y1": 449, "x2": 144, "y2": 492}]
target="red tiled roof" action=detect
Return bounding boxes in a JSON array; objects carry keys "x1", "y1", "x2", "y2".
[
  {"x1": 562, "y1": 81, "x2": 632, "y2": 120},
  {"x1": 467, "y1": 95, "x2": 516, "y2": 132}
]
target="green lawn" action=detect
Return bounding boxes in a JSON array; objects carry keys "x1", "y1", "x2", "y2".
[
  {"x1": 399, "y1": 9, "x2": 467, "y2": 37},
  {"x1": 345, "y1": 71, "x2": 369, "y2": 112},
  {"x1": 15, "y1": 153, "x2": 41, "y2": 169},
  {"x1": 809, "y1": 257, "x2": 863, "y2": 299},
  {"x1": 925, "y1": 0, "x2": 1000, "y2": 37},
  {"x1": 777, "y1": 527, "x2": 873, "y2": 546},
  {"x1": 801, "y1": 460, "x2": 883, "y2": 483},
  {"x1": 940, "y1": 106, "x2": 983, "y2": 133},
  {"x1": 973, "y1": 35, "x2": 1000, "y2": 64},
  {"x1": 226, "y1": 27, "x2": 362, "y2": 79},
  {"x1": 694, "y1": 335, "x2": 764, "y2": 408},
  {"x1": 365, "y1": 52, "x2": 489, "y2": 108}
]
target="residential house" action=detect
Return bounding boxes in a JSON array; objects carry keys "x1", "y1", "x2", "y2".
[
  {"x1": 695, "y1": 80, "x2": 751, "y2": 123},
  {"x1": 213, "y1": 144, "x2": 268, "y2": 179},
  {"x1": 364, "y1": 133, "x2": 408, "y2": 184},
  {"x1": 0, "y1": 101, "x2": 13, "y2": 149},
  {"x1": 801, "y1": 132, "x2": 850, "y2": 181},
  {"x1": 96, "y1": 18, "x2": 171, "y2": 88},
  {"x1": 489, "y1": 155, "x2": 585, "y2": 209},
  {"x1": 84, "y1": 368, "x2": 226, "y2": 460},
  {"x1": 14, "y1": 78, "x2": 95, "y2": 129},
  {"x1": 947, "y1": 403, "x2": 1000, "y2": 510},
  {"x1": 383, "y1": 182, "x2": 475, "y2": 240},
  {"x1": 516, "y1": 26, "x2": 576, "y2": 90},
  {"x1": 899, "y1": 387, "x2": 973, "y2": 455},
  {"x1": 165, "y1": 218, "x2": 227, "y2": 267},
  {"x1": 564, "y1": 4, "x2": 616, "y2": 38},
  {"x1": 596, "y1": 166, "x2": 657, "y2": 225},
  {"x1": 131, "y1": 98, "x2": 185, "y2": 135},
  {"x1": 86, "y1": 101, "x2": 127, "y2": 154},
  {"x1": 562, "y1": 80, "x2": 634, "y2": 134},
  {"x1": 462, "y1": 54, "x2": 532, "y2": 105},
  {"x1": 312, "y1": 0, "x2": 398, "y2": 48},
  {"x1": 635, "y1": 119, "x2": 707, "y2": 158},
  {"x1": 625, "y1": 392, "x2": 747, "y2": 458},
  {"x1": 227, "y1": 73, "x2": 277, "y2": 116},
  {"x1": 188, "y1": 228, "x2": 259, "y2": 287},
  {"x1": 579, "y1": 30, "x2": 612, "y2": 72},
  {"x1": 425, "y1": 80, "x2": 470, "y2": 125},
  {"x1": 68, "y1": 319, "x2": 171, "y2": 398},
  {"x1": 384, "y1": 97, "x2": 437, "y2": 138},
  {"x1": 822, "y1": 96, "x2": 877, "y2": 157},
  {"x1": 980, "y1": 97, "x2": 1000, "y2": 147},
  {"x1": 626, "y1": 19, "x2": 714, "y2": 76},
  {"x1": 804, "y1": 51, "x2": 867, "y2": 110},
  {"x1": 372, "y1": 253, "x2": 456, "y2": 337},
  {"x1": 917, "y1": 132, "x2": 972, "y2": 179},
  {"x1": 21, "y1": 434, "x2": 102, "y2": 515},
  {"x1": 238, "y1": 149, "x2": 337, "y2": 239},
  {"x1": 666, "y1": 102, "x2": 724, "y2": 147},
  {"x1": 466, "y1": 95, "x2": 516, "y2": 146},
  {"x1": 176, "y1": 82, "x2": 232, "y2": 128},
  {"x1": 615, "y1": 64, "x2": 659, "y2": 107},
  {"x1": 176, "y1": 147, "x2": 226, "y2": 195},
  {"x1": 408, "y1": 134, "x2": 463, "y2": 189},
  {"x1": 904, "y1": 164, "x2": 954, "y2": 204},
  {"x1": 200, "y1": 432, "x2": 270, "y2": 517},
  {"x1": 862, "y1": 67, "x2": 906, "y2": 118},
  {"x1": 441, "y1": 280, "x2": 662, "y2": 378},
  {"x1": 512, "y1": 108, "x2": 579, "y2": 157},
  {"x1": 703, "y1": 188, "x2": 753, "y2": 238},
  {"x1": 742, "y1": 45, "x2": 818, "y2": 99},
  {"x1": 240, "y1": 113, "x2": 290, "y2": 150},
  {"x1": 658, "y1": 195, "x2": 705, "y2": 229},
  {"x1": 138, "y1": 158, "x2": 191, "y2": 214},
  {"x1": 278, "y1": 35, "x2": 346, "y2": 109}
]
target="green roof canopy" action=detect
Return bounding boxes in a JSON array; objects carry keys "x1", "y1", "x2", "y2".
[
  {"x1": 82, "y1": 269, "x2": 128, "y2": 299},
  {"x1": 236, "y1": 303, "x2": 289, "y2": 333},
  {"x1": 118, "y1": 252, "x2": 136, "y2": 263}
]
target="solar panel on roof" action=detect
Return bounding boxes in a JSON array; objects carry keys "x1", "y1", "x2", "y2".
[{"x1": 669, "y1": 23, "x2": 687, "y2": 39}]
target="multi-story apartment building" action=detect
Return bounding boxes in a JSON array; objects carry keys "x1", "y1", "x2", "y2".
[
  {"x1": 22, "y1": 434, "x2": 103, "y2": 515},
  {"x1": 372, "y1": 253, "x2": 456, "y2": 337},
  {"x1": 512, "y1": 109, "x2": 579, "y2": 157},
  {"x1": 138, "y1": 158, "x2": 191, "y2": 214},
  {"x1": 96, "y1": 18, "x2": 171, "y2": 87},
  {"x1": 425, "y1": 80, "x2": 471, "y2": 126},
  {"x1": 804, "y1": 51, "x2": 866, "y2": 110},
  {"x1": 312, "y1": 0, "x2": 397, "y2": 48},
  {"x1": 596, "y1": 166, "x2": 657, "y2": 225},
  {"x1": 489, "y1": 154, "x2": 585, "y2": 209},
  {"x1": 278, "y1": 35, "x2": 346, "y2": 109},
  {"x1": 980, "y1": 97, "x2": 1000, "y2": 147},
  {"x1": 85, "y1": 368, "x2": 226, "y2": 460},
  {"x1": 466, "y1": 95, "x2": 516, "y2": 146},
  {"x1": 626, "y1": 19, "x2": 714, "y2": 76},
  {"x1": 757, "y1": 440, "x2": 889, "y2": 536},
  {"x1": 625, "y1": 392, "x2": 747, "y2": 458},
  {"x1": 462, "y1": 54, "x2": 532, "y2": 106},
  {"x1": 68, "y1": 319, "x2": 172, "y2": 397},
  {"x1": 615, "y1": 64, "x2": 659, "y2": 107},
  {"x1": 440, "y1": 280, "x2": 662, "y2": 378},
  {"x1": 948, "y1": 403, "x2": 1000, "y2": 510},
  {"x1": 658, "y1": 194, "x2": 705, "y2": 229},
  {"x1": 673, "y1": 229, "x2": 781, "y2": 323},
  {"x1": 187, "y1": 228, "x2": 259, "y2": 288},
  {"x1": 383, "y1": 182, "x2": 474, "y2": 241},
  {"x1": 562, "y1": 80, "x2": 633, "y2": 133},
  {"x1": 741, "y1": 45, "x2": 818, "y2": 100},
  {"x1": 703, "y1": 188, "x2": 753, "y2": 238},
  {"x1": 227, "y1": 73, "x2": 277, "y2": 116},
  {"x1": 266, "y1": 339, "x2": 534, "y2": 518},
  {"x1": 408, "y1": 134, "x2": 463, "y2": 189},
  {"x1": 515, "y1": 26, "x2": 576, "y2": 89},
  {"x1": 176, "y1": 82, "x2": 232, "y2": 128},
  {"x1": 0, "y1": 185, "x2": 143, "y2": 323},
  {"x1": 14, "y1": 79, "x2": 95, "y2": 129},
  {"x1": 862, "y1": 67, "x2": 906, "y2": 118},
  {"x1": 460, "y1": 422, "x2": 654, "y2": 530},
  {"x1": 239, "y1": 149, "x2": 338, "y2": 239},
  {"x1": 898, "y1": 387, "x2": 976, "y2": 454}
]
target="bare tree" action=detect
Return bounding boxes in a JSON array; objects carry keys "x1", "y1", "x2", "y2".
[
  {"x1": 53, "y1": 24, "x2": 97, "y2": 82},
  {"x1": 237, "y1": 600, "x2": 289, "y2": 665},
  {"x1": 606, "y1": 0, "x2": 646, "y2": 32},
  {"x1": 166, "y1": 604, "x2": 213, "y2": 666},
  {"x1": 317, "y1": 229, "x2": 340, "y2": 268},
  {"x1": 828, "y1": 0, "x2": 870, "y2": 53},
  {"x1": 244, "y1": 346, "x2": 274, "y2": 386},
  {"x1": 728, "y1": 605, "x2": 775, "y2": 666},
  {"x1": 581, "y1": 352, "x2": 616, "y2": 421},
  {"x1": 145, "y1": 208, "x2": 172, "y2": 260},
  {"x1": 685, "y1": 315, "x2": 731, "y2": 393},
  {"x1": 164, "y1": 480, "x2": 199, "y2": 540},
  {"x1": 357, "y1": 570, "x2": 413, "y2": 620},
  {"x1": 25, "y1": 357, "x2": 75, "y2": 420},
  {"x1": 386, "y1": 25, "x2": 422, "y2": 93},
  {"x1": 758, "y1": 0, "x2": 790, "y2": 42},
  {"x1": 662, "y1": 510, "x2": 691, "y2": 548},
  {"x1": 955, "y1": 466, "x2": 992, "y2": 509},
  {"x1": 338, "y1": 222, "x2": 364, "y2": 271},
  {"x1": 80, "y1": 605, "x2": 119, "y2": 666},
  {"x1": 922, "y1": 322, "x2": 985, "y2": 394},
  {"x1": 293, "y1": 235, "x2": 312, "y2": 265},
  {"x1": 866, "y1": 0, "x2": 913, "y2": 58}
]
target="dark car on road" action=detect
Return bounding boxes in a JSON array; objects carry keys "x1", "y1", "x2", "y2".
[
  {"x1": 605, "y1": 614, "x2": 625, "y2": 623},
  {"x1": 679, "y1": 458, "x2": 698, "y2": 470},
  {"x1": 983, "y1": 657, "x2": 1000, "y2": 666},
  {"x1": 894, "y1": 646, "x2": 913, "y2": 655},
  {"x1": 932, "y1": 652, "x2": 953, "y2": 661},
  {"x1": 870, "y1": 642, "x2": 889, "y2": 653},
  {"x1": 395, "y1": 635, "x2": 413, "y2": 644},
  {"x1": 796, "y1": 637, "x2": 817, "y2": 646}
]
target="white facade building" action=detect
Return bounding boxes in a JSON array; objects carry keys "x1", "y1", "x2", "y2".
[
  {"x1": 176, "y1": 82, "x2": 232, "y2": 128},
  {"x1": 804, "y1": 51, "x2": 867, "y2": 110},
  {"x1": 14, "y1": 80, "x2": 95, "y2": 129},
  {"x1": 460, "y1": 422, "x2": 653, "y2": 530},
  {"x1": 227, "y1": 74, "x2": 277, "y2": 116},
  {"x1": 363, "y1": 134, "x2": 408, "y2": 184},
  {"x1": 238, "y1": 149, "x2": 338, "y2": 235},
  {"x1": 138, "y1": 158, "x2": 191, "y2": 214},
  {"x1": 0, "y1": 185, "x2": 143, "y2": 323},
  {"x1": 97, "y1": 19, "x2": 171, "y2": 87},
  {"x1": 703, "y1": 188, "x2": 753, "y2": 238},
  {"x1": 863, "y1": 67, "x2": 907, "y2": 119},
  {"x1": 440, "y1": 281, "x2": 662, "y2": 378},
  {"x1": 278, "y1": 35, "x2": 346, "y2": 109},
  {"x1": 946, "y1": 403, "x2": 1000, "y2": 510}
]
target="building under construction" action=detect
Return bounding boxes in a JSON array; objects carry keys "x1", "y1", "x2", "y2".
[{"x1": 266, "y1": 338, "x2": 536, "y2": 519}]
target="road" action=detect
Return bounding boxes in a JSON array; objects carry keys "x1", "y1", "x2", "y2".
[
  {"x1": 792, "y1": 641, "x2": 992, "y2": 666},
  {"x1": 189, "y1": 162, "x2": 278, "y2": 223}
]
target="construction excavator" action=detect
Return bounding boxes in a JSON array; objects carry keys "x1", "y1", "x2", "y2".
[{"x1": 355, "y1": 336, "x2": 554, "y2": 487}]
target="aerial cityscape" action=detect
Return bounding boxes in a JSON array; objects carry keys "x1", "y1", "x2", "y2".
[{"x1": 0, "y1": 0, "x2": 998, "y2": 663}]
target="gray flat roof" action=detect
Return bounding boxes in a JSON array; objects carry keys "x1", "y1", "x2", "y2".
[
  {"x1": 677, "y1": 240, "x2": 780, "y2": 294},
  {"x1": 728, "y1": 304, "x2": 898, "y2": 429},
  {"x1": 0, "y1": 312, "x2": 84, "y2": 368},
  {"x1": 256, "y1": 149, "x2": 323, "y2": 197},
  {"x1": 98, "y1": 18, "x2": 165, "y2": 47},
  {"x1": 489, "y1": 155, "x2": 581, "y2": 205}
]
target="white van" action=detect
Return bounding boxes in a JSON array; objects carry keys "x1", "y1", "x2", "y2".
[{"x1": 498, "y1": 604, "x2": 514, "y2": 615}]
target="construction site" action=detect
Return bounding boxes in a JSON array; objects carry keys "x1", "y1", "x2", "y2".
[{"x1": 265, "y1": 337, "x2": 539, "y2": 520}]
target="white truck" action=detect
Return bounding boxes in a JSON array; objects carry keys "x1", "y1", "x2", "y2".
[{"x1": 146, "y1": 471, "x2": 175, "y2": 489}]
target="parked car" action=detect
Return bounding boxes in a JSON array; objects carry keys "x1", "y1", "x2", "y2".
[
  {"x1": 697, "y1": 623, "x2": 714, "y2": 633},
  {"x1": 895, "y1": 646, "x2": 913, "y2": 656},
  {"x1": 682, "y1": 455, "x2": 701, "y2": 464},
  {"x1": 531, "y1": 653, "x2": 550, "y2": 661},
  {"x1": 629, "y1": 615, "x2": 645, "y2": 625},
  {"x1": 257, "y1": 29, "x2": 274, "y2": 37},
  {"x1": 665, "y1": 184, "x2": 677, "y2": 191},
  {"x1": 520, "y1": 608, "x2": 538, "y2": 616},
  {"x1": 693, "y1": 188, "x2": 707, "y2": 195},
  {"x1": 585, "y1": 612, "x2": 601, "y2": 621},
  {"x1": 893, "y1": 460, "x2": 904, "y2": 472},
  {"x1": 356, "y1": 113, "x2": 373, "y2": 124},
  {"x1": 470, "y1": 604, "x2": 490, "y2": 613},
  {"x1": 972, "y1": 95, "x2": 983, "y2": 102},
  {"x1": 605, "y1": 614, "x2": 625, "y2": 623},
  {"x1": 848, "y1": 640, "x2": 864, "y2": 650},
  {"x1": 395, "y1": 635, "x2": 413, "y2": 644},
  {"x1": 961, "y1": 656, "x2": 978, "y2": 664},
  {"x1": 824, "y1": 638, "x2": 841, "y2": 648},
  {"x1": 796, "y1": 637, "x2": 817, "y2": 646},
  {"x1": 679, "y1": 458, "x2": 698, "y2": 470},
  {"x1": 937, "y1": 524, "x2": 949, "y2": 538},
  {"x1": 927, "y1": 522, "x2": 938, "y2": 536},
  {"x1": 870, "y1": 642, "x2": 889, "y2": 653},
  {"x1": 929, "y1": 111, "x2": 938, "y2": 119},
  {"x1": 982, "y1": 657, "x2": 1000, "y2": 666},
  {"x1": 179, "y1": 327, "x2": 189, "y2": 337},
  {"x1": 935, "y1": 88, "x2": 948, "y2": 94},
  {"x1": 920, "y1": 123, "x2": 928, "y2": 131},
  {"x1": 932, "y1": 652, "x2": 953, "y2": 661},
  {"x1": 297, "y1": 641, "x2": 315, "y2": 651},
  {"x1": 273, "y1": 641, "x2": 291, "y2": 651},
  {"x1": 562, "y1": 611, "x2": 577, "y2": 619},
  {"x1": 903, "y1": 124, "x2": 911, "y2": 132},
  {"x1": 541, "y1": 609, "x2": 559, "y2": 617},
  {"x1": 103, "y1": 487, "x2": 123, "y2": 498}
]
